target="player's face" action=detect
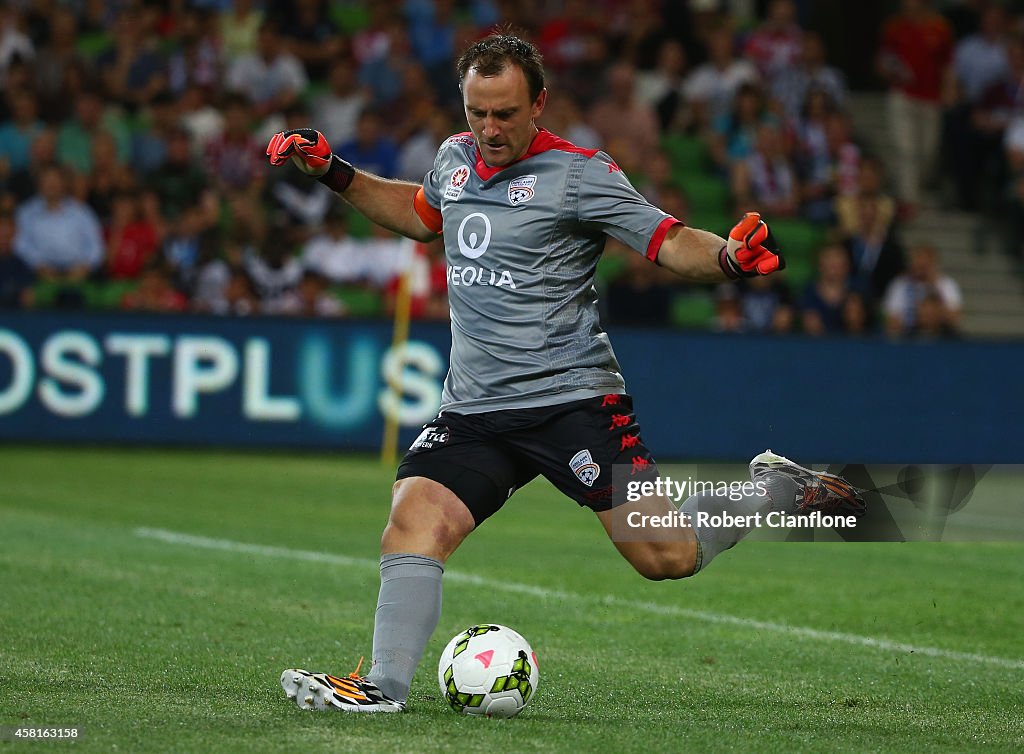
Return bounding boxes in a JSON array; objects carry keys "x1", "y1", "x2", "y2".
[{"x1": 463, "y1": 65, "x2": 546, "y2": 167}]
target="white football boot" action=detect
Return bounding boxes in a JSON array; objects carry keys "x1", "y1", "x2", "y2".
[
  {"x1": 750, "y1": 450, "x2": 866, "y2": 517},
  {"x1": 280, "y1": 664, "x2": 406, "y2": 713}
]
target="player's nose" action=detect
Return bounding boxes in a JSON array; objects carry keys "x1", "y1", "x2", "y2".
[{"x1": 482, "y1": 116, "x2": 500, "y2": 139}]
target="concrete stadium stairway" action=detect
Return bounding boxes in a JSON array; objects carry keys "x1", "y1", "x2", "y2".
[{"x1": 846, "y1": 92, "x2": 1024, "y2": 339}]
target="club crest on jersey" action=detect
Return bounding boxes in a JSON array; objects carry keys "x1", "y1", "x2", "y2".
[
  {"x1": 445, "y1": 166, "x2": 470, "y2": 201},
  {"x1": 508, "y1": 175, "x2": 537, "y2": 206},
  {"x1": 569, "y1": 449, "x2": 600, "y2": 487}
]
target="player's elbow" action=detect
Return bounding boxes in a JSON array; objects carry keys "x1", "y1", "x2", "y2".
[
  {"x1": 410, "y1": 226, "x2": 441, "y2": 243},
  {"x1": 406, "y1": 212, "x2": 441, "y2": 243}
]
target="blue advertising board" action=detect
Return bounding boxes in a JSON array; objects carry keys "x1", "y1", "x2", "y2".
[
  {"x1": 610, "y1": 328, "x2": 1022, "y2": 464},
  {"x1": 0, "y1": 312, "x2": 1020, "y2": 463},
  {"x1": 0, "y1": 312, "x2": 451, "y2": 449}
]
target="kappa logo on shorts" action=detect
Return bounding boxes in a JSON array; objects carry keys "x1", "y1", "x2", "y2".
[
  {"x1": 584, "y1": 485, "x2": 615, "y2": 504},
  {"x1": 445, "y1": 166, "x2": 470, "y2": 201},
  {"x1": 569, "y1": 449, "x2": 601, "y2": 487},
  {"x1": 508, "y1": 175, "x2": 537, "y2": 206},
  {"x1": 411, "y1": 425, "x2": 450, "y2": 451}
]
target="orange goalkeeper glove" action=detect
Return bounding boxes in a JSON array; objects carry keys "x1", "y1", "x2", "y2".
[
  {"x1": 719, "y1": 212, "x2": 785, "y2": 279},
  {"x1": 266, "y1": 128, "x2": 355, "y2": 193}
]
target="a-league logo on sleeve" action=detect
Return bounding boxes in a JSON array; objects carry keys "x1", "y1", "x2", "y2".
[
  {"x1": 508, "y1": 175, "x2": 537, "y2": 206},
  {"x1": 445, "y1": 166, "x2": 470, "y2": 201}
]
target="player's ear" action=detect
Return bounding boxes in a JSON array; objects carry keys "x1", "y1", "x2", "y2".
[{"x1": 532, "y1": 88, "x2": 547, "y2": 120}]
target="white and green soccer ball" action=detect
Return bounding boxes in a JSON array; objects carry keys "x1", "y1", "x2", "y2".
[{"x1": 437, "y1": 623, "x2": 539, "y2": 718}]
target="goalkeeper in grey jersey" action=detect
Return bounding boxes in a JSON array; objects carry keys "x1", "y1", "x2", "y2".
[{"x1": 267, "y1": 34, "x2": 864, "y2": 713}]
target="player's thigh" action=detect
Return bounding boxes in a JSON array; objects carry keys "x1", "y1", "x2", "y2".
[
  {"x1": 508, "y1": 394, "x2": 695, "y2": 579},
  {"x1": 391, "y1": 416, "x2": 534, "y2": 560},
  {"x1": 509, "y1": 393, "x2": 653, "y2": 512},
  {"x1": 595, "y1": 493, "x2": 697, "y2": 580}
]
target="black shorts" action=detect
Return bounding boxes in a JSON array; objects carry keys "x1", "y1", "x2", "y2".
[{"x1": 396, "y1": 393, "x2": 659, "y2": 526}]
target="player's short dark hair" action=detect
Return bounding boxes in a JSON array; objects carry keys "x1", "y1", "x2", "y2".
[{"x1": 456, "y1": 34, "x2": 545, "y2": 102}]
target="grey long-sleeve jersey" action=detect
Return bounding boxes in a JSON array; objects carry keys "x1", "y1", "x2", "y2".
[{"x1": 418, "y1": 128, "x2": 680, "y2": 414}]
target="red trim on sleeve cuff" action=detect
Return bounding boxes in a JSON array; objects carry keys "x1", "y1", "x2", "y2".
[{"x1": 646, "y1": 217, "x2": 683, "y2": 262}]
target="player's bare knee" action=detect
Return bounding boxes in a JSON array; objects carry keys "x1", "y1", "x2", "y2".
[{"x1": 382, "y1": 477, "x2": 474, "y2": 558}]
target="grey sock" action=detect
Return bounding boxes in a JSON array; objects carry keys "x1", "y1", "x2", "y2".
[
  {"x1": 679, "y1": 474, "x2": 798, "y2": 573},
  {"x1": 364, "y1": 553, "x2": 443, "y2": 702}
]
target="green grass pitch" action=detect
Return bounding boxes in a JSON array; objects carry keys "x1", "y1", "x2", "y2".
[{"x1": 1, "y1": 447, "x2": 1022, "y2": 753}]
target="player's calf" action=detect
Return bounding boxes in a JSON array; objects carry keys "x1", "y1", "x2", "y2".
[
  {"x1": 597, "y1": 496, "x2": 699, "y2": 580},
  {"x1": 628, "y1": 542, "x2": 697, "y2": 581}
]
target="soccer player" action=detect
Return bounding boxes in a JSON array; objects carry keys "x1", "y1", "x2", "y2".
[{"x1": 267, "y1": 34, "x2": 864, "y2": 713}]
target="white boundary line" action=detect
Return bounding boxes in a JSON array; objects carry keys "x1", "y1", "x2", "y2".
[{"x1": 135, "y1": 527, "x2": 1024, "y2": 672}]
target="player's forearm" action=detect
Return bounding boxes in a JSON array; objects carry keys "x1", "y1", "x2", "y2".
[
  {"x1": 340, "y1": 172, "x2": 438, "y2": 242},
  {"x1": 265, "y1": 129, "x2": 438, "y2": 242},
  {"x1": 656, "y1": 225, "x2": 729, "y2": 282}
]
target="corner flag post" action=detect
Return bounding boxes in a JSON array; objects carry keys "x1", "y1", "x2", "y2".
[{"x1": 381, "y1": 241, "x2": 415, "y2": 466}]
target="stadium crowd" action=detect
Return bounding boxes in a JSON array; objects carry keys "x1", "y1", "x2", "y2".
[{"x1": 1, "y1": 0, "x2": 1020, "y2": 339}]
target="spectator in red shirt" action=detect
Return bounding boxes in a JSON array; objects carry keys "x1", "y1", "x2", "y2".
[
  {"x1": 538, "y1": 0, "x2": 602, "y2": 73},
  {"x1": 876, "y1": 0, "x2": 953, "y2": 210},
  {"x1": 105, "y1": 191, "x2": 158, "y2": 279},
  {"x1": 385, "y1": 238, "x2": 448, "y2": 321},
  {"x1": 744, "y1": 0, "x2": 804, "y2": 85}
]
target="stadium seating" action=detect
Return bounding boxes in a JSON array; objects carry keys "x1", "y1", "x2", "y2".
[
  {"x1": 335, "y1": 285, "x2": 385, "y2": 317},
  {"x1": 670, "y1": 290, "x2": 716, "y2": 329},
  {"x1": 662, "y1": 134, "x2": 709, "y2": 176}
]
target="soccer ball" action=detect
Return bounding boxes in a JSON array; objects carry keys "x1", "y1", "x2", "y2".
[{"x1": 437, "y1": 624, "x2": 539, "y2": 718}]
